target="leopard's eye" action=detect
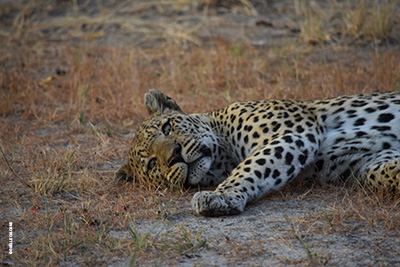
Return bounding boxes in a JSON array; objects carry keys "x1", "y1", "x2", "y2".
[
  {"x1": 148, "y1": 158, "x2": 157, "y2": 171},
  {"x1": 162, "y1": 121, "x2": 172, "y2": 136}
]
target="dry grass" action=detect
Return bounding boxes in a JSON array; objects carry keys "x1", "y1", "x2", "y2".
[
  {"x1": 1, "y1": 0, "x2": 400, "y2": 266},
  {"x1": 295, "y1": 0, "x2": 399, "y2": 45}
]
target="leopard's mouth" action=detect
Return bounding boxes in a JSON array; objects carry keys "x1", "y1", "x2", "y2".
[{"x1": 167, "y1": 145, "x2": 213, "y2": 187}]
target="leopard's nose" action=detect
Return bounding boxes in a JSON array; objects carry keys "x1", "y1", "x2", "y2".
[{"x1": 167, "y1": 144, "x2": 184, "y2": 167}]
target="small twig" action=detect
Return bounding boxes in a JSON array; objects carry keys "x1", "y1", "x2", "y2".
[
  {"x1": 1, "y1": 146, "x2": 18, "y2": 179},
  {"x1": 0, "y1": 146, "x2": 30, "y2": 187}
]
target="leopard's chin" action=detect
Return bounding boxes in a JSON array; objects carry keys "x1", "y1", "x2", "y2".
[{"x1": 185, "y1": 156, "x2": 213, "y2": 187}]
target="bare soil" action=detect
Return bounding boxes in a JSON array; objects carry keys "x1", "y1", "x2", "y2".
[{"x1": 1, "y1": 1, "x2": 400, "y2": 266}]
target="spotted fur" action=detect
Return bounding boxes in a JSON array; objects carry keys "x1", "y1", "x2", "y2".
[{"x1": 117, "y1": 89, "x2": 400, "y2": 216}]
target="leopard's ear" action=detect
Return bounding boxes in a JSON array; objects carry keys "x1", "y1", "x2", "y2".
[
  {"x1": 115, "y1": 163, "x2": 133, "y2": 182},
  {"x1": 144, "y1": 89, "x2": 183, "y2": 115}
]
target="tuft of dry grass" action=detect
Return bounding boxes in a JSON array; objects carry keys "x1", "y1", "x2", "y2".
[
  {"x1": 365, "y1": 0, "x2": 397, "y2": 41},
  {"x1": 25, "y1": 148, "x2": 76, "y2": 196},
  {"x1": 343, "y1": 0, "x2": 367, "y2": 37},
  {"x1": 296, "y1": 0, "x2": 399, "y2": 45}
]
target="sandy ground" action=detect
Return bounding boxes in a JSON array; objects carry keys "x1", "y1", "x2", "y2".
[{"x1": 117, "y1": 188, "x2": 400, "y2": 266}]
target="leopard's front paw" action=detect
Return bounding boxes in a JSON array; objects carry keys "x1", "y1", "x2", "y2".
[{"x1": 191, "y1": 191, "x2": 244, "y2": 217}]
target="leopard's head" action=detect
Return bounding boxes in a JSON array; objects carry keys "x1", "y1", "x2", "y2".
[{"x1": 116, "y1": 89, "x2": 217, "y2": 188}]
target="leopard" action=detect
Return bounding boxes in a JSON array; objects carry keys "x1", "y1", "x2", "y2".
[{"x1": 116, "y1": 89, "x2": 400, "y2": 217}]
